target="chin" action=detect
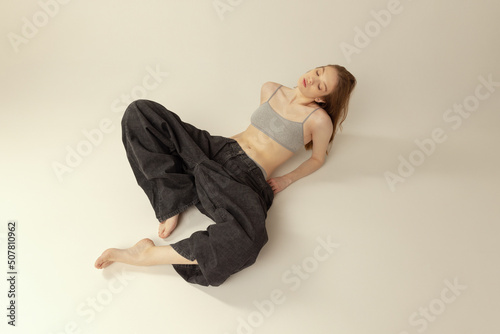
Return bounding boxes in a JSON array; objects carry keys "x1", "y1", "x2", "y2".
[{"x1": 297, "y1": 85, "x2": 306, "y2": 95}]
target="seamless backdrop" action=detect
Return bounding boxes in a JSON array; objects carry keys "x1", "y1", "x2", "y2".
[{"x1": 1, "y1": 0, "x2": 499, "y2": 333}]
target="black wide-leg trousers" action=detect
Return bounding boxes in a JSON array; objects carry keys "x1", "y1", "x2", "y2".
[{"x1": 121, "y1": 100, "x2": 274, "y2": 286}]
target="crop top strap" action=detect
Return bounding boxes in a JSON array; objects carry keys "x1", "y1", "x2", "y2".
[
  {"x1": 302, "y1": 107, "x2": 320, "y2": 124},
  {"x1": 267, "y1": 85, "x2": 283, "y2": 102}
]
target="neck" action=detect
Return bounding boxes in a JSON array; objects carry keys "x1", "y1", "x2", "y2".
[{"x1": 288, "y1": 87, "x2": 315, "y2": 107}]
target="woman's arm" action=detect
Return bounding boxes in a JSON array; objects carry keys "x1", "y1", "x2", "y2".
[{"x1": 267, "y1": 111, "x2": 334, "y2": 194}]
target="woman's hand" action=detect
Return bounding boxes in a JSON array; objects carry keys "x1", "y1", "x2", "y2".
[{"x1": 267, "y1": 176, "x2": 292, "y2": 195}]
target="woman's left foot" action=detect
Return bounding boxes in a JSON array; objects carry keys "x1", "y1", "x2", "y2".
[
  {"x1": 158, "y1": 214, "x2": 179, "y2": 238},
  {"x1": 94, "y1": 238, "x2": 155, "y2": 269}
]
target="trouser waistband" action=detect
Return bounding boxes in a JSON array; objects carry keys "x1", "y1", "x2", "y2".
[{"x1": 246, "y1": 154, "x2": 267, "y2": 180}]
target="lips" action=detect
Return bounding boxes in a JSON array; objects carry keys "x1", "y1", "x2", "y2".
[{"x1": 303, "y1": 78, "x2": 306, "y2": 87}]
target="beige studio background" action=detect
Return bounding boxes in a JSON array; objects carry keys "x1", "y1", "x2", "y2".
[{"x1": 1, "y1": 0, "x2": 499, "y2": 333}]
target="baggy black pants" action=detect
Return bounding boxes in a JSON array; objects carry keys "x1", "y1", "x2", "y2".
[{"x1": 121, "y1": 100, "x2": 274, "y2": 286}]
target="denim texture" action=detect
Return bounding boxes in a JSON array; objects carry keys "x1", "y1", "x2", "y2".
[{"x1": 121, "y1": 100, "x2": 274, "y2": 286}]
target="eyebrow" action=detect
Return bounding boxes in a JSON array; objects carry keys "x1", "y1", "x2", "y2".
[{"x1": 322, "y1": 66, "x2": 328, "y2": 92}]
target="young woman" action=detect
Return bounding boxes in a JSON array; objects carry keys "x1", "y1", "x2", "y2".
[{"x1": 94, "y1": 64, "x2": 356, "y2": 286}]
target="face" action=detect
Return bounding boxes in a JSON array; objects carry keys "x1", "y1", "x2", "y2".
[{"x1": 298, "y1": 66, "x2": 338, "y2": 102}]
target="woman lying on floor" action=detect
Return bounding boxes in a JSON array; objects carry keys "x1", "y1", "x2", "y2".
[{"x1": 94, "y1": 64, "x2": 356, "y2": 287}]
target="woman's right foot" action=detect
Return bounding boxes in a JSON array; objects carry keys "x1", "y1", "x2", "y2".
[
  {"x1": 159, "y1": 214, "x2": 179, "y2": 238},
  {"x1": 94, "y1": 238, "x2": 155, "y2": 269}
]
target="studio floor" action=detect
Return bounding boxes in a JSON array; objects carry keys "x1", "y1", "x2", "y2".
[{"x1": 1, "y1": 1, "x2": 499, "y2": 333}]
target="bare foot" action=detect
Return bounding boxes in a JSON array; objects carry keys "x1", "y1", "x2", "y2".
[
  {"x1": 159, "y1": 214, "x2": 179, "y2": 238},
  {"x1": 94, "y1": 238, "x2": 155, "y2": 269}
]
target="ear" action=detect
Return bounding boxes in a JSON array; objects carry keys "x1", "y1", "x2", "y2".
[{"x1": 315, "y1": 98, "x2": 325, "y2": 104}]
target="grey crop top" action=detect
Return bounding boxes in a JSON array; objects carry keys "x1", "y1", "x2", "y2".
[{"x1": 250, "y1": 85, "x2": 320, "y2": 152}]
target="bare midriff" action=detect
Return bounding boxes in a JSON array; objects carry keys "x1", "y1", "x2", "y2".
[{"x1": 230, "y1": 124, "x2": 296, "y2": 178}]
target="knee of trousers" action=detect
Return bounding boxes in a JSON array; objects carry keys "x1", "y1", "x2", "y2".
[
  {"x1": 122, "y1": 99, "x2": 177, "y2": 127},
  {"x1": 122, "y1": 99, "x2": 155, "y2": 128}
]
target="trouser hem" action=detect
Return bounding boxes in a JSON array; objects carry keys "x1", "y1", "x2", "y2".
[{"x1": 157, "y1": 198, "x2": 200, "y2": 222}]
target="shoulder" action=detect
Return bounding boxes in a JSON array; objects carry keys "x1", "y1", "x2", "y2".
[
  {"x1": 260, "y1": 81, "x2": 283, "y2": 104},
  {"x1": 307, "y1": 107, "x2": 333, "y2": 134}
]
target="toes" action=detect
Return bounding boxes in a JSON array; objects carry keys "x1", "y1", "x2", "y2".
[
  {"x1": 100, "y1": 261, "x2": 113, "y2": 269},
  {"x1": 95, "y1": 256, "x2": 104, "y2": 269},
  {"x1": 95, "y1": 249, "x2": 114, "y2": 269},
  {"x1": 95, "y1": 259, "x2": 105, "y2": 269},
  {"x1": 158, "y1": 225, "x2": 170, "y2": 238}
]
